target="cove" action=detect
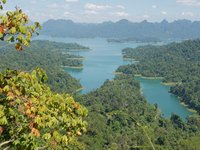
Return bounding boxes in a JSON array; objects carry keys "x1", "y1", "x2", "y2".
[
  {"x1": 135, "y1": 77, "x2": 193, "y2": 119},
  {"x1": 35, "y1": 35, "x2": 192, "y2": 119}
]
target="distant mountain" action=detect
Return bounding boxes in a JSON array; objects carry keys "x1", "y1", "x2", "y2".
[{"x1": 42, "y1": 19, "x2": 200, "y2": 40}]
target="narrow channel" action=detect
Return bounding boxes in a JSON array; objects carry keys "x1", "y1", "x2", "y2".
[{"x1": 36, "y1": 35, "x2": 192, "y2": 119}]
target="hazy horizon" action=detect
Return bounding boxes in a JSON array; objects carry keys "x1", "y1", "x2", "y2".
[{"x1": 43, "y1": 18, "x2": 200, "y2": 24}]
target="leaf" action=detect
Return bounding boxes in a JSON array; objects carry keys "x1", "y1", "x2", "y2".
[
  {"x1": 76, "y1": 131, "x2": 82, "y2": 136},
  {"x1": 0, "y1": 25, "x2": 6, "y2": 34},
  {"x1": 10, "y1": 27, "x2": 16, "y2": 34},
  {"x1": 0, "y1": 126, "x2": 4, "y2": 134},
  {"x1": 19, "y1": 26, "x2": 27, "y2": 34},
  {"x1": 15, "y1": 43, "x2": 23, "y2": 51},
  {"x1": 7, "y1": 35, "x2": 14, "y2": 42},
  {"x1": 2, "y1": 0, "x2": 6, "y2": 4},
  {"x1": 42, "y1": 133, "x2": 51, "y2": 140},
  {"x1": 0, "y1": 116, "x2": 8, "y2": 125},
  {"x1": 0, "y1": 33, "x2": 3, "y2": 38},
  {"x1": 3, "y1": 85, "x2": 9, "y2": 92}
]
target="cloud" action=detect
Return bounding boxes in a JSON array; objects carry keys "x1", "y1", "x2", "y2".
[
  {"x1": 64, "y1": 11, "x2": 72, "y2": 16},
  {"x1": 116, "y1": 5, "x2": 125, "y2": 9},
  {"x1": 161, "y1": 11, "x2": 167, "y2": 15},
  {"x1": 181, "y1": 11, "x2": 194, "y2": 16},
  {"x1": 47, "y1": 3, "x2": 59, "y2": 9},
  {"x1": 143, "y1": 14, "x2": 150, "y2": 19},
  {"x1": 112, "y1": 12, "x2": 129, "y2": 17},
  {"x1": 84, "y1": 10, "x2": 98, "y2": 15},
  {"x1": 65, "y1": 0, "x2": 79, "y2": 2},
  {"x1": 176, "y1": 0, "x2": 200, "y2": 6},
  {"x1": 46, "y1": 3, "x2": 69, "y2": 10},
  {"x1": 85, "y1": 3, "x2": 112, "y2": 10},
  {"x1": 152, "y1": 5, "x2": 157, "y2": 9}
]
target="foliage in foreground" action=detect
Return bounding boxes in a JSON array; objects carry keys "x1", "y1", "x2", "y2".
[
  {"x1": 0, "y1": 68, "x2": 87, "y2": 149},
  {"x1": 0, "y1": 0, "x2": 41, "y2": 50}
]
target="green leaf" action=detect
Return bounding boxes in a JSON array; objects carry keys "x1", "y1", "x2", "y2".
[
  {"x1": 7, "y1": 35, "x2": 15, "y2": 42},
  {"x1": 42, "y1": 133, "x2": 51, "y2": 140},
  {"x1": 10, "y1": 27, "x2": 16, "y2": 34},
  {"x1": 0, "y1": 116, "x2": 8, "y2": 125},
  {"x1": 0, "y1": 33, "x2": 3, "y2": 38},
  {"x1": 2, "y1": 0, "x2": 6, "y2": 4}
]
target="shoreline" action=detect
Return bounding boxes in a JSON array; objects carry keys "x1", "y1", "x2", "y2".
[
  {"x1": 141, "y1": 76, "x2": 164, "y2": 80},
  {"x1": 66, "y1": 57, "x2": 85, "y2": 60},
  {"x1": 67, "y1": 49, "x2": 91, "y2": 52},
  {"x1": 75, "y1": 87, "x2": 84, "y2": 93},
  {"x1": 62, "y1": 65, "x2": 84, "y2": 69},
  {"x1": 113, "y1": 71, "x2": 124, "y2": 75},
  {"x1": 180, "y1": 102, "x2": 197, "y2": 113},
  {"x1": 161, "y1": 82, "x2": 181, "y2": 86},
  {"x1": 134, "y1": 74, "x2": 164, "y2": 80},
  {"x1": 123, "y1": 58, "x2": 138, "y2": 61}
]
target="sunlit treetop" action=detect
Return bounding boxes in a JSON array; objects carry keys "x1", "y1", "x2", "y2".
[
  {"x1": 0, "y1": 0, "x2": 41, "y2": 50},
  {"x1": 0, "y1": 68, "x2": 88, "y2": 149}
]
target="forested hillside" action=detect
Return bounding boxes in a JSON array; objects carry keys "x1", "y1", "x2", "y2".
[
  {"x1": 117, "y1": 39, "x2": 200, "y2": 113},
  {"x1": 0, "y1": 40, "x2": 89, "y2": 93},
  {"x1": 76, "y1": 74, "x2": 200, "y2": 149}
]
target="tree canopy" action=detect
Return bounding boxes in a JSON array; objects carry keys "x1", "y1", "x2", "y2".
[
  {"x1": 0, "y1": 0, "x2": 41, "y2": 50},
  {"x1": 0, "y1": 68, "x2": 87, "y2": 149}
]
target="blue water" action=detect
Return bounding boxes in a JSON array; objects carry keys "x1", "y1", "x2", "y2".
[
  {"x1": 135, "y1": 77, "x2": 193, "y2": 119},
  {"x1": 35, "y1": 35, "x2": 193, "y2": 119},
  {"x1": 36, "y1": 36, "x2": 140, "y2": 93}
]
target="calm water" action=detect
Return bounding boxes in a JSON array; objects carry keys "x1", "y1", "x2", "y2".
[
  {"x1": 36, "y1": 35, "x2": 192, "y2": 119},
  {"x1": 136, "y1": 77, "x2": 193, "y2": 118}
]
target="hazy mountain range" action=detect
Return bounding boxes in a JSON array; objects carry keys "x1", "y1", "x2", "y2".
[{"x1": 42, "y1": 19, "x2": 200, "y2": 40}]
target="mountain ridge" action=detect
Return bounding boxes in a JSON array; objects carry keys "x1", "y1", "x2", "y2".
[{"x1": 41, "y1": 19, "x2": 200, "y2": 40}]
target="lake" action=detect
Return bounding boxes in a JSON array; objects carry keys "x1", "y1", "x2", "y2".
[
  {"x1": 135, "y1": 77, "x2": 193, "y2": 118},
  {"x1": 36, "y1": 35, "x2": 193, "y2": 119}
]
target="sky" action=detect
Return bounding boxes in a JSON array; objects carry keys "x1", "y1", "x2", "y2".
[{"x1": 3, "y1": 0, "x2": 200, "y2": 23}]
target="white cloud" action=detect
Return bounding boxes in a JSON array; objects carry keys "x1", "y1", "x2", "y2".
[
  {"x1": 65, "y1": 0, "x2": 79, "y2": 2},
  {"x1": 176, "y1": 0, "x2": 200, "y2": 6},
  {"x1": 46, "y1": 3, "x2": 69, "y2": 10},
  {"x1": 112, "y1": 12, "x2": 129, "y2": 17},
  {"x1": 116, "y1": 5, "x2": 125, "y2": 9},
  {"x1": 181, "y1": 11, "x2": 194, "y2": 16},
  {"x1": 47, "y1": 3, "x2": 59, "y2": 9},
  {"x1": 161, "y1": 11, "x2": 167, "y2": 15},
  {"x1": 85, "y1": 3, "x2": 112, "y2": 10},
  {"x1": 143, "y1": 14, "x2": 150, "y2": 19},
  {"x1": 152, "y1": 5, "x2": 157, "y2": 9},
  {"x1": 64, "y1": 11, "x2": 72, "y2": 16},
  {"x1": 84, "y1": 10, "x2": 98, "y2": 15}
]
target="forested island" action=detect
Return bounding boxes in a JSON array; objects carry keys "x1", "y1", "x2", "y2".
[
  {"x1": 0, "y1": 40, "x2": 89, "y2": 94},
  {"x1": 117, "y1": 39, "x2": 200, "y2": 114}
]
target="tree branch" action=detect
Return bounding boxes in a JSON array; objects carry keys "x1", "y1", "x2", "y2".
[
  {"x1": 3, "y1": 146, "x2": 10, "y2": 150},
  {"x1": 0, "y1": 139, "x2": 14, "y2": 147},
  {"x1": 36, "y1": 146, "x2": 47, "y2": 150}
]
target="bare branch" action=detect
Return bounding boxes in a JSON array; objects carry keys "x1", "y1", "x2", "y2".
[
  {"x1": 0, "y1": 139, "x2": 14, "y2": 147},
  {"x1": 36, "y1": 146, "x2": 47, "y2": 150},
  {"x1": 3, "y1": 146, "x2": 10, "y2": 150}
]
